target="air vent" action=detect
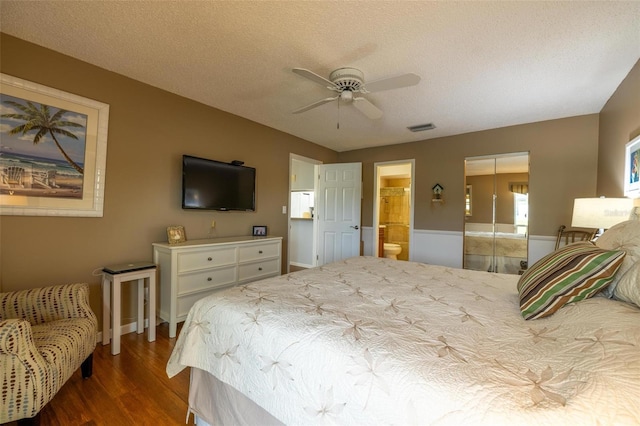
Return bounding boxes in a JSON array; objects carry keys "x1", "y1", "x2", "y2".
[{"x1": 407, "y1": 123, "x2": 436, "y2": 132}]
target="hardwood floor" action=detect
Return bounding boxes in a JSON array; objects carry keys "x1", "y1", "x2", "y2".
[{"x1": 5, "y1": 323, "x2": 190, "y2": 426}]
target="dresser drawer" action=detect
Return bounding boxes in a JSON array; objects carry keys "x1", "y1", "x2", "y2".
[
  {"x1": 177, "y1": 288, "x2": 223, "y2": 319},
  {"x1": 238, "y1": 242, "x2": 280, "y2": 263},
  {"x1": 238, "y1": 258, "x2": 280, "y2": 282},
  {"x1": 178, "y1": 266, "x2": 237, "y2": 295},
  {"x1": 178, "y1": 247, "x2": 237, "y2": 272},
  {"x1": 153, "y1": 236, "x2": 282, "y2": 338}
]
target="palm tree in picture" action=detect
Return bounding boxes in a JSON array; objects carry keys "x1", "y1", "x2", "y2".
[{"x1": 2, "y1": 100, "x2": 86, "y2": 174}]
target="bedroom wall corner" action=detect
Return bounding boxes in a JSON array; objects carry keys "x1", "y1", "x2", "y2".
[
  {"x1": 338, "y1": 115, "x2": 599, "y2": 238},
  {"x1": 597, "y1": 58, "x2": 640, "y2": 196}
]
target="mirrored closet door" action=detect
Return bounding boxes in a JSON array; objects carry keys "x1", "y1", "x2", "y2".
[{"x1": 464, "y1": 152, "x2": 529, "y2": 274}]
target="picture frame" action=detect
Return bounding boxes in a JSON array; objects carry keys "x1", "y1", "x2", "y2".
[
  {"x1": 0, "y1": 73, "x2": 110, "y2": 217},
  {"x1": 625, "y1": 134, "x2": 640, "y2": 198},
  {"x1": 167, "y1": 225, "x2": 186, "y2": 245},
  {"x1": 252, "y1": 225, "x2": 267, "y2": 236},
  {"x1": 465, "y1": 185, "x2": 472, "y2": 216}
]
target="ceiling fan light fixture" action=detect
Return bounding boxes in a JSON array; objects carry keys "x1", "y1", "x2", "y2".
[
  {"x1": 330, "y1": 68, "x2": 365, "y2": 92},
  {"x1": 408, "y1": 123, "x2": 436, "y2": 132},
  {"x1": 340, "y1": 91, "x2": 354, "y2": 102},
  {"x1": 292, "y1": 67, "x2": 421, "y2": 121}
]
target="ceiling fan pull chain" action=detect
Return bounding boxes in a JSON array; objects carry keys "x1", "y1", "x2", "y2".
[{"x1": 337, "y1": 96, "x2": 340, "y2": 130}]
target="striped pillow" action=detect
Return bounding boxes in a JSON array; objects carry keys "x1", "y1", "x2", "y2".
[{"x1": 517, "y1": 242, "x2": 625, "y2": 320}]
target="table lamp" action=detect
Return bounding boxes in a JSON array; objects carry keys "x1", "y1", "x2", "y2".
[{"x1": 571, "y1": 197, "x2": 634, "y2": 237}]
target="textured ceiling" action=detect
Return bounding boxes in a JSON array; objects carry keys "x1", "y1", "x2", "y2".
[{"x1": 1, "y1": 1, "x2": 639, "y2": 152}]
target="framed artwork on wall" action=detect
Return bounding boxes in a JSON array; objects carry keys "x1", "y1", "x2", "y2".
[
  {"x1": 624, "y1": 134, "x2": 640, "y2": 198},
  {"x1": 0, "y1": 73, "x2": 110, "y2": 217}
]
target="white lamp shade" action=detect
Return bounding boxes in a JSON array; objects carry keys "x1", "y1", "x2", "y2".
[{"x1": 571, "y1": 198, "x2": 634, "y2": 229}]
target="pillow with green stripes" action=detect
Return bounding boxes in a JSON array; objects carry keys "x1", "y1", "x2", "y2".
[{"x1": 517, "y1": 242, "x2": 626, "y2": 320}]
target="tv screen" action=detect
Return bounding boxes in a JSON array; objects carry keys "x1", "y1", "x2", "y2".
[{"x1": 182, "y1": 155, "x2": 256, "y2": 211}]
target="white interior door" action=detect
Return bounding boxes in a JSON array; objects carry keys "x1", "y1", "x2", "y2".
[{"x1": 315, "y1": 162, "x2": 362, "y2": 266}]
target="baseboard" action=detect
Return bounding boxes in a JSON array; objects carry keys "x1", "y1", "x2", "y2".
[{"x1": 97, "y1": 317, "x2": 153, "y2": 342}]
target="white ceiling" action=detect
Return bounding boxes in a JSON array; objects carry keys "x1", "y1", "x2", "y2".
[{"x1": 1, "y1": 1, "x2": 638, "y2": 153}]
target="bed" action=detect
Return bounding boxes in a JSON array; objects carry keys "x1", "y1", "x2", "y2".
[
  {"x1": 167, "y1": 222, "x2": 640, "y2": 426},
  {"x1": 464, "y1": 231, "x2": 528, "y2": 273},
  {"x1": 463, "y1": 223, "x2": 528, "y2": 274}
]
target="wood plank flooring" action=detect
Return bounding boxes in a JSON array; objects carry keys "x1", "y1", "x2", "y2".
[{"x1": 5, "y1": 323, "x2": 190, "y2": 426}]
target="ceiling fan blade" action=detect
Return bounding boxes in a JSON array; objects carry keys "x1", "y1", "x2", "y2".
[
  {"x1": 353, "y1": 97, "x2": 383, "y2": 120},
  {"x1": 292, "y1": 68, "x2": 335, "y2": 89},
  {"x1": 364, "y1": 73, "x2": 421, "y2": 93},
  {"x1": 292, "y1": 96, "x2": 339, "y2": 114}
]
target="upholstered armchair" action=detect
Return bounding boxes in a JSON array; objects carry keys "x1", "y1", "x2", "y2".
[{"x1": 0, "y1": 283, "x2": 97, "y2": 425}]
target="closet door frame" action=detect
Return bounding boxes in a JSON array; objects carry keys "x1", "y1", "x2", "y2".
[{"x1": 463, "y1": 152, "x2": 529, "y2": 274}]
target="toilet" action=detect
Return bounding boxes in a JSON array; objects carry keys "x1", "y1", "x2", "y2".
[{"x1": 383, "y1": 243, "x2": 402, "y2": 260}]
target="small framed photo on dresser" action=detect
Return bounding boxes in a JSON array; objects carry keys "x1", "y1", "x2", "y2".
[
  {"x1": 167, "y1": 225, "x2": 186, "y2": 245},
  {"x1": 252, "y1": 225, "x2": 267, "y2": 236}
]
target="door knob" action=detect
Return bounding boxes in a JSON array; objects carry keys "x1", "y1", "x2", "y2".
[{"x1": 350, "y1": 225, "x2": 359, "y2": 230}]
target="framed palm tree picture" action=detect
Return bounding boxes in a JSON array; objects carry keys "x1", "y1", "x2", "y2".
[{"x1": 0, "y1": 73, "x2": 109, "y2": 216}]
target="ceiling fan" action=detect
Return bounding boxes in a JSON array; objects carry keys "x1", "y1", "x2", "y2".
[{"x1": 292, "y1": 67, "x2": 420, "y2": 120}]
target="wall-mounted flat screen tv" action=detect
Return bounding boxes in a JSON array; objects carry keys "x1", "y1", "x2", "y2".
[{"x1": 182, "y1": 155, "x2": 256, "y2": 211}]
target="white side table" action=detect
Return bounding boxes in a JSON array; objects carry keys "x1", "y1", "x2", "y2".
[{"x1": 102, "y1": 264, "x2": 157, "y2": 355}]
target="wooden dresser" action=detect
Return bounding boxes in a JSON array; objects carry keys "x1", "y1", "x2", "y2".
[{"x1": 152, "y1": 236, "x2": 282, "y2": 337}]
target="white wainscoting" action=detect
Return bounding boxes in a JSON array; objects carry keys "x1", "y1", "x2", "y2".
[{"x1": 361, "y1": 226, "x2": 557, "y2": 268}]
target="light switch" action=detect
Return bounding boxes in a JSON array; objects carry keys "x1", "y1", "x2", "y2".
[{"x1": 282, "y1": 206, "x2": 287, "y2": 214}]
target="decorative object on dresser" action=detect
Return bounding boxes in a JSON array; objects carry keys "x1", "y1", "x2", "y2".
[
  {"x1": 0, "y1": 283, "x2": 97, "y2": 424},
  {"x1": 153, "y1": 236, "x2": 282, "y2": 337},
  {"x1": 167, "y1": 225, "x2": 186, "y2": 244},
  {"x1": 252, "y1": 225, "x2": 267, "y2": 236}
]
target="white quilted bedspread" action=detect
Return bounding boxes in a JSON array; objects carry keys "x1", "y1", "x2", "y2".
[{"x1": 167, "y1": 256, "x2": 640, "y2": 425}]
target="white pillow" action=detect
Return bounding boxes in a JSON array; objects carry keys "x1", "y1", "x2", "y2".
[
  {"x1": 612, "y1": 261, "x2": 640, "y2": 308},
  {"x1": 596, "y1": 220, "x2": 640, "y2": 298}
]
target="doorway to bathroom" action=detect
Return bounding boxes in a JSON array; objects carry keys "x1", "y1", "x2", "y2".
[{"x1": 373, "y1": 160, "x2": 415, "y2": 261}]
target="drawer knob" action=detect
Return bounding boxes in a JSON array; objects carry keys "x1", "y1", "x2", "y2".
[
  {"x1": 258, "y1": 267, "x2": 263, "y2": 271},
  {"x1": 207, "y1": 277, "x2": 212, "y2": 281},
  {"x1": 259, "y1": 250, "x2": 263, "y2": 254},
  {"x1": 207, "y1": 257, "x2": 213, "y2": 261}
]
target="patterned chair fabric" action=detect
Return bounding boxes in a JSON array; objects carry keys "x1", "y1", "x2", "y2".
[{"x1": 0, "y1": 283, "x2": 97, "y2": 423}]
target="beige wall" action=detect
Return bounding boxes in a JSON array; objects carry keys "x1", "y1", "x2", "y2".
[
  {"x1": 0, "y1": 34, "x2": 338, "y2": 322},
  {"x1": 1, "y1": 33, "x2": 636, "y2": 327},
  {"x1": 338, "y1": 115, "x2": 599, "y2": 236},
  {"x1": 597, "y1": 59, "x2": 640, "y2": 196}
]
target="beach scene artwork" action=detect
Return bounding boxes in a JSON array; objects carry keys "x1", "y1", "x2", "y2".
[{"x1": 0, "y1": 93, "x2": 87, "y2": 199}]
